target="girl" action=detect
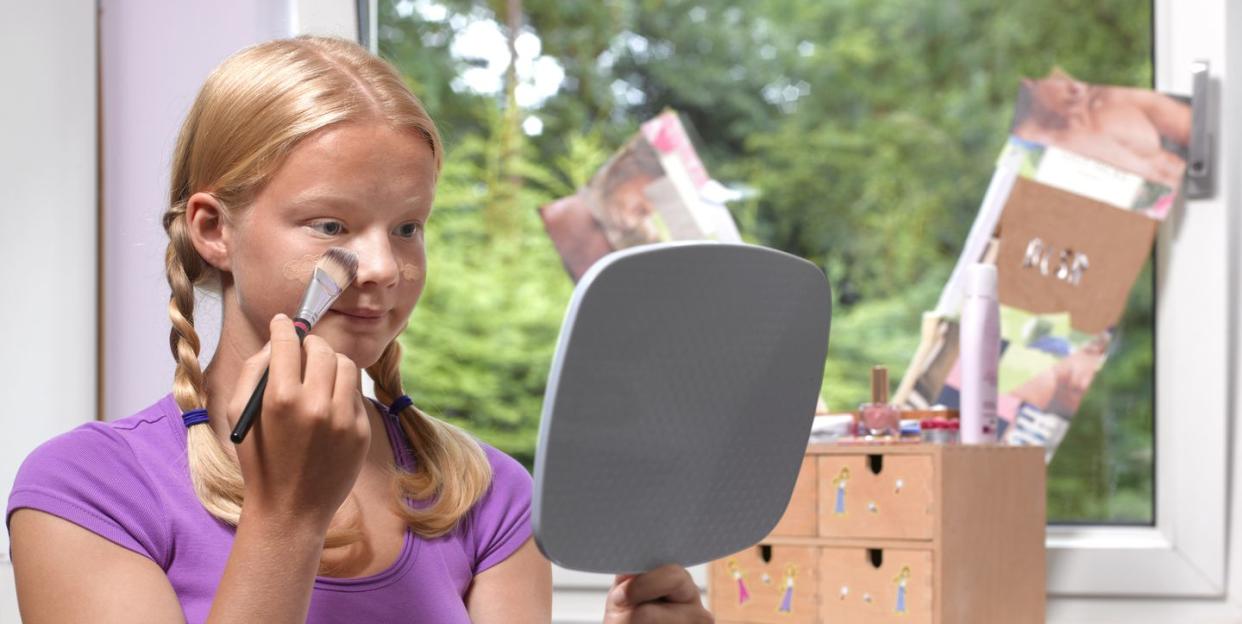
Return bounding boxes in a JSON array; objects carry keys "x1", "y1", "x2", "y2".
[{"x1": 7, "y1": 36, "x2": 708, "y2": 624}]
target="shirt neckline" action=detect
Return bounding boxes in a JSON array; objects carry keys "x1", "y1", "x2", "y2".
[{"x1": 161, "y1": 392, "x2": 422, "y2": 591}]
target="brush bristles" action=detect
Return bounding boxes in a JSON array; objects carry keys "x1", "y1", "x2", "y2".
[{"x1": 318, "y1": 247, "x2": 359, "y2": 290}]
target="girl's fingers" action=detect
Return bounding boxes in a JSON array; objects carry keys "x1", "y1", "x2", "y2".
[
  {"x1": 620, "y1": 564, "x2": 702, "y2": 607},
  {"x1": 330, "y1": 354, "x2": 363, "y2": 425},
  {"x1": 629, "y1": 602, "x2": 713, "y2": 624},
  {"x1": 300, "y1": 335, "x2": 338, "y2": 413},
  {"x1": 228, "y1": 342, "x2": 272, "y2": 427},
  {"x1": 267, "y1": 314, "x2": 302, "y2": 400}
]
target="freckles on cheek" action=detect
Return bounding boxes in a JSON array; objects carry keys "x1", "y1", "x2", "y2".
[
  {"x1": 282, "y1": 254, "x2": 320, "y2": 284},
  {"x1": 400, "y1": 262, "x2": 424, "y2": 282}
]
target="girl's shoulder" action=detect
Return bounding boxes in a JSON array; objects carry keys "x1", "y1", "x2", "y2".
[
  {"x1": 458, "y1": 440, "x2": 533, "y2": 575},
  {"x1": 15, "y1": 393, "x2": 188, "y2": 489},
  {"x1": 12, "y1": 392, "x2": 183, "y2": 484},
  {"x1": 6, "y1": 393, "x2": 186, "y2": 568},
  {"x1": 477, "y1": 441, "x2": 531, "y2": 490}
]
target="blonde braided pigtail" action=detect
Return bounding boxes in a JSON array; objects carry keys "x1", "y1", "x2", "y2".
[
  {"x1": 367, "y1": 340, "x2": 492, "y2": 538},
  {"x1": 163, "y1": 206, "x2": 247, "y2": 523}
]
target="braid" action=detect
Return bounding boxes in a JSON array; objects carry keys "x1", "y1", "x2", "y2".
[
  {"x1": 368, "y1": 340, "x2": 492, "y2": 537},
  {"x1": 164, "y1": 207, "x2": 246, "y2": 522},
  {"x1": 163, "y1": 205, "x2": 208, "y2": 412}
]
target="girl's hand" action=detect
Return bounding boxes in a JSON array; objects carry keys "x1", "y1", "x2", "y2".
[
  {"x1": 228, "y1": 313, "x2": 371, "y2": 531},
  {"x1": 603, "y1": 564, "x2": 713, "y2": 624}
]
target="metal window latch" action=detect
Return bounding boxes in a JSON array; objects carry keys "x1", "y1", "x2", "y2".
[{"x1": 1184, "y1": 60, "x2": 1214, "y2": 199}]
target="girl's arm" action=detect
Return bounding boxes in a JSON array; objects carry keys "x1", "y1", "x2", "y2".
[
  {"x1": 11, "y1": 510, "x2": 185, "y2": 623},
  {"x1": 10, "y1": 507, "x2": 329, "y2": 624},
  {"x1": 465, "y1": 537, "x2": 553, "y2": 623}
]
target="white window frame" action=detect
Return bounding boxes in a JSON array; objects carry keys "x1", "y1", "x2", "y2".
[
  {"x1": 363, "y1": 1, "x2": 1242, "y2": 621},
  {"x1": 1044, "y1": 0, "x2": 1229, "y2": 605}
]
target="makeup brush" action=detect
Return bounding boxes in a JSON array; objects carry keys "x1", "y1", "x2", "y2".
[{"x1": 231, "y1": 247, "x2": 359, "y2": 444}]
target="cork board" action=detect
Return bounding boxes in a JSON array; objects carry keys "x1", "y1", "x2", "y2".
[{"x1": 996, "y1": 177, "x2": 1157, "y2": 333}]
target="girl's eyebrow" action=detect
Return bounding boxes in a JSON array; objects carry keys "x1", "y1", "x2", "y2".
[
  {"x1": 286, "y1": 193, "x2": 357, "y2": 211},
  {"x1": 286, "y1": 192, "x2": 427, "y2": 214}
]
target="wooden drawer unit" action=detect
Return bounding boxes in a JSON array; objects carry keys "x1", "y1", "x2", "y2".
[
  {"x1": 708, "y1": 444, "x2": 1045, "y2": 624},
  {"x1": 710, "y1": 543, "x2": 820, "y2": 624},
  {"x1": 820, "y1": 546, "x2": 934, "y2": 623},
  {"x1": 817, "y1": 453, "x2": 935, "y2": 540}
]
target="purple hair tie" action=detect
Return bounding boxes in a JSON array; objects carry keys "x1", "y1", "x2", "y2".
[
  {"x1": 182, "y1": 408, "x2": 210, "y2": 428},
  {"x1": 387, "y1": 395, "x2": 412, "y2": 416}
]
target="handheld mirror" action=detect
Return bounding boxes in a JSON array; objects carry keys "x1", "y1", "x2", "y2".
[{"x1": 533, "y1": 242, "x2": 832, "y2": 573}]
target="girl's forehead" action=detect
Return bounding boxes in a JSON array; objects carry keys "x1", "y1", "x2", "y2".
[{"x1": 260, "y1": 124, "x2": 436, "y2": 210}]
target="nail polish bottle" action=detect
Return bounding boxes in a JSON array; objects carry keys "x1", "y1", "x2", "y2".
[{"x1": 857, "y1": 366, "x2": 900, "y2": 437}]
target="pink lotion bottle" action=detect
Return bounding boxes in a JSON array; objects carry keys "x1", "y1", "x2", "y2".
[{"x1": 960, "y1": 263, "x2": 999, "y2": 444}]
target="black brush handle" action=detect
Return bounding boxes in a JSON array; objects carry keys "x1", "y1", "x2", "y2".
[{"x1": 231, "y1": 321, "x2": 309, "y2": 444}]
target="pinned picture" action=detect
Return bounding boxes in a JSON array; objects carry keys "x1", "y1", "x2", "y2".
[{"x1": 1011, "y1": 67, "x2": 1192, "y2": 215}]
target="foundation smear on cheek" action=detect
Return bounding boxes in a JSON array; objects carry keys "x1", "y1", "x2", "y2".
[
  {"x1": 282, "y1": 254, "x2": 320, "y2": 284},
  {"x1": 400, "y1": 262, "x2": 423, "y2": 281}
]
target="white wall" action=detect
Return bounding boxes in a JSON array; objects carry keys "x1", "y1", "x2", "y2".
[
  {"x1": 99, "y1": 0, "x2": 360, "y2": 424},
  {"x1": 0, "y1": 0, "x2": 98, "y2": 618},
  {"x1": 99, "y1": 0, "x2": 297, "y2": 422}
]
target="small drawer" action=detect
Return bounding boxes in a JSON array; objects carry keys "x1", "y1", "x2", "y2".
[
  {"x1": 709, "y1": 543, "x2": 819, "y2": 624},
  {"x1": 816, "y1": 454, "x2": 935, "y2": 539},
  {"x1": 819, "y1": 546, "x2": 934, "y2": 623},
  {"x1": 769, "y1": 457, "x2": 817, "y2": 537}
]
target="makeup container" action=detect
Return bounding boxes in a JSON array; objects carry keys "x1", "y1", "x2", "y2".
[
  {"x1": 919, "y1": 418, "x2": 960, "y2": 444},
  {"x1": 960, "y1": 263, "x2": 999, "y2": 444},
  {"x1": 856, "y1": 366, "x2": 900, "y2": 437}
]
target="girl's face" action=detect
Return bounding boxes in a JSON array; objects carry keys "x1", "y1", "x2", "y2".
[{"x1": 226, "y1": 121, "x2": 436, "y2": 369}]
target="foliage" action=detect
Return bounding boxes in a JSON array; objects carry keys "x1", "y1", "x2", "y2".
[{"x1": 380, "y1": 0, "x2": 1154, "y2": 522}]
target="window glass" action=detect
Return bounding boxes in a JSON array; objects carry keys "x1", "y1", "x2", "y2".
[{"x1": 378, "y1": 0, "x2": 1154, "y2": 524}]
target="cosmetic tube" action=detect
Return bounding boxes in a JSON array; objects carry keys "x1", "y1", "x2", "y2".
[{"x1": 960, "y1": 263, "x2": 999, "y2": 444}]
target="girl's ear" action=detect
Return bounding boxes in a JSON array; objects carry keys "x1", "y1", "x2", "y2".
[{"x1": 186, "y1": 192, "x2": 233, "y2": 272}]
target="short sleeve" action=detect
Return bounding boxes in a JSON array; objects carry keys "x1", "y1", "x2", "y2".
[
  {"x1": 467, "y1": 444, "x2": 533, "y2": 575},
  {"x1": 6, "y1": 423, "x2": 170, "y2": 567}
]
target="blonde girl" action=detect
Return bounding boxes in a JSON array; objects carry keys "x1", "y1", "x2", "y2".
[{"x1": 7, "y1": 36, "x2": 706, "y2": 624}]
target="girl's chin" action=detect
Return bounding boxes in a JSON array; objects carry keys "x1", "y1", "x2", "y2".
[
  {"x1": 337, "y1": 346, "x2": 385, "y2": 372},
  {"x1": 313, "y1": 332, "x2": 391, "y2": 370}
]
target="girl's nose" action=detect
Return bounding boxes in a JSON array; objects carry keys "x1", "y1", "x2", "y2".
[{"x1": 350, "y1": 235, "x2": 399, "y2": 288}]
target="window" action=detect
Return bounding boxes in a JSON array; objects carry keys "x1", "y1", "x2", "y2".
[{"x1": 376, "y1": 0, "x2": 1231, "y2": 618}]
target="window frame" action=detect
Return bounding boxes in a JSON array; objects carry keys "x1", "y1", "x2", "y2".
[{"x1": 1043, "y1": 0, "x2": 1229, "y2": 602}]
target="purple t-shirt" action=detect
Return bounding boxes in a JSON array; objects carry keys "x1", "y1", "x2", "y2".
[{"x1": 6, "y1": 393, "x2": 533, "y2": 623}]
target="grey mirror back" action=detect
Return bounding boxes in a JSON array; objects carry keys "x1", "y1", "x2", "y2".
[{"x1": 533, "y1": 242, "x2": 832, "y2": 573}]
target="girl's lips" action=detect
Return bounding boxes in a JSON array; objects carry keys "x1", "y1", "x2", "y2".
[{"x1": 329, "y1": 309, "x2": 386, "y2": 324}]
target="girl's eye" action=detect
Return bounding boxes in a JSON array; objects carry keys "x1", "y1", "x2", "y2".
[
  {"x1": 395, "y1": 223, "x2": 422, "y2": 238},
  {"x1": 309, "y1": 220, "x2": 344, "y2": 236}
]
